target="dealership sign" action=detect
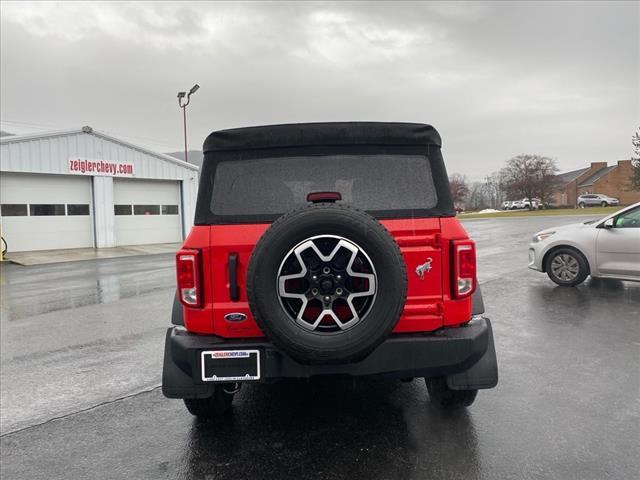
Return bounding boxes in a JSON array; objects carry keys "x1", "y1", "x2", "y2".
[{"x1": 68, "y1": 158, "x2": 135, "y2": 177}]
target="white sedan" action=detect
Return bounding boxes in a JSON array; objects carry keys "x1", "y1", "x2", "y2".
[{"x1": 528, "y1": 202, "x2": 640, "y2": 286}]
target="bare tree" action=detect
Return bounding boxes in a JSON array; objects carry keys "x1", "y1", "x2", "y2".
[
  {"x1": 481, "y1": 172, "x2": 506, "y2": 209},
  {"x1": 500, "y1": 154, "x2": 558, "y2": 209},
  {"x1": 449, "y1": 173, "x2": 470, "y2": 206},
  {"x1": 532, "y1": 156, "x2": 560, "y2": 208},
  {"x1": 466, "y1": 181, "x2": 488, "y2": 210}
]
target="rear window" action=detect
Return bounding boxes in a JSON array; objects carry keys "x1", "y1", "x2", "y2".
[{"x1": 210, "y1": 154, "x2": 437, "y2": 218}]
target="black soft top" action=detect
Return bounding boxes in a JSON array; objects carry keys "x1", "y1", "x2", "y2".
[
  {"x1": 203, "y1": 122, "x2": 442, "y2": 152},
  {"x1": 196, "y1": 122, "x2": 454, "y2": 224}
]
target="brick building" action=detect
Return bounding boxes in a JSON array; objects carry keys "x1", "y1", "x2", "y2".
[{"x1": 551, "y1": 160, "x2": 640, "y2": 207}]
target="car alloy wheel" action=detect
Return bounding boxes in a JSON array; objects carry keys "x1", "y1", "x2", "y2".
[{"x1": 277, "y1": 235, "x2": 377, "y2": 333}]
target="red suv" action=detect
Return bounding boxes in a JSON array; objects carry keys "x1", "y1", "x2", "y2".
[{"x1": 162, "y1": 122, "x2": 497, "y2": 417}]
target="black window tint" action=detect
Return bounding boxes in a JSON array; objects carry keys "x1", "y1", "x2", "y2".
[
  {"x1": 210, "y1": 155, "x2": 437, "y2": 217},
  {"x1": 1, "y1": 204, "x2": 28, "y2": 216},
  {"x1": 134, "y1": 205, "x2": 160, "y2": 215},
  {"x1": 114, "y1": 205, "x2": 132, "y2": 215},
  {"x1": 162, "y1": 205, "x2": 179, "y2": 215},
  {"x1": 30, "y1": 204, "x2": 65, "y2": 216},
  {"x1": 67, "y1": 204, "x2": 90, "y2": 216}
]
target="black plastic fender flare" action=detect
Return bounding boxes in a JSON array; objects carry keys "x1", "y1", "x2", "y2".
[
  {"x1": 171, "y1": 291, "x2": 184, "y2": 326},
  {"x1": 471, "y1": 286, "x2": 485, "y2": 316}
]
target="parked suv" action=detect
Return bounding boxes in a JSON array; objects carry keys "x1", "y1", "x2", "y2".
[
  {"x1": 577, "y1": 194, "x2": 619, "y2": 208},
  {"x1": 510, "y1": 198, "x2": 540, "y2": 210},
  {"x1": 162, "y1": 122, "x2": 498, "y2": 417}
]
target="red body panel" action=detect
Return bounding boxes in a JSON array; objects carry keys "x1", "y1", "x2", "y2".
[
  {"x1": 180, "y1": 217, "x2": 474, "y2": 337},
  {"x1": 381, "y1": 218, "x2": 443, "y2": 333}
]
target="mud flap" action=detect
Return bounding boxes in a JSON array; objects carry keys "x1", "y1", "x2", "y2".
[{"x1": 446, "y1": 317, "x2": 498, "y2": 390}]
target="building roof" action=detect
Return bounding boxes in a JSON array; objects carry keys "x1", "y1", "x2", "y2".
[
  {"x1": 578, "y1": 165, "x2": 617, "y2": 187},
  {"x1": 0, "y1": 126, "x2": 199, "y2": 171},
  {"x1": 203, "y1": 122, "x2": 442, "y2": 152},
  {"x1": 555, "y1": 167, "x2": 590, "y2": 185}
]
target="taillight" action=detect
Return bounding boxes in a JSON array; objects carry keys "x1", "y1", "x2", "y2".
[
  {"x1": 176, "y1": 249, "x2": 202, "y2": 307},
  {"x1": 452, "y1": 240, "x2": 476, "y2": 299}
]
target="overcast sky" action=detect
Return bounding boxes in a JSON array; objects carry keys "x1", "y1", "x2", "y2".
[{"x1": 1, "y1": 1, "x2": 638, "y2": 179}]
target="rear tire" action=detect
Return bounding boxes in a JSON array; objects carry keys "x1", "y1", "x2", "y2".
[
  {"x1": 183, "y1": 384, "x2": 236, "y2": 418},
  {"x1": 545, "y1": 247, "x2": 589, "y2": 287},
  {"x1": 426, "y1": 377, "x2": 477, "y2": 408},
  {"x1": 578, "y1": 202, "x2": 585, "y2": 208}
]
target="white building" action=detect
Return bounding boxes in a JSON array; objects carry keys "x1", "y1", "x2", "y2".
[{"x1": 0, "y1": 126, "x2": 199, "y2": 252}]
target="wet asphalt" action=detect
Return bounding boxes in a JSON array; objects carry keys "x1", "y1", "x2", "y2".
[{"x1": 1, "y1": 214, "x2": 639, "y2": 480}]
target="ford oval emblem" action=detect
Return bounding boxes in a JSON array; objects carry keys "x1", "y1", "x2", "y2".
[{"x1": 224, "y1": 312, "x2": 247, "y2": 322}]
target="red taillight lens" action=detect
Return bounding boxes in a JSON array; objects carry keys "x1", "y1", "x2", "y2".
[
  {"x1": 176, "y1": 249, "x2": 202, "y2": 307},
  {"x1": 452, "y1": 240, "x2": 476, "y2": 299}
]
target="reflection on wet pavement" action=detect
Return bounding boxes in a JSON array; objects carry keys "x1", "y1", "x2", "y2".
[{"x1": 0, "y1": 254, "x2": 175, "y2": 320}]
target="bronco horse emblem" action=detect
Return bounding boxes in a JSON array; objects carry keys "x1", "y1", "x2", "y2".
[{"x1": 415, "y1": 258, "x2": 432, "y2": 280}]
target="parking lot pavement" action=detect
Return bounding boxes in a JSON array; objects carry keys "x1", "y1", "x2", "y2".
[
  {"x1": 0, "y1": 254, "x2": 176, "y2": 433},
  {"x1": 1, "y1": 215, "x2": 639, "y2": 480}
]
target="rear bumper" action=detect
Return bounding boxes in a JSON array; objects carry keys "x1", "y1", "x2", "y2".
[{"x1": 163, "y1": 317, "x2": 498, "y2": 398}]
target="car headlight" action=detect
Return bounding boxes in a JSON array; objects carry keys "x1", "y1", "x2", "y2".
[{"x1": 533, "y1": 231, "x2": 555, "y2": 243}]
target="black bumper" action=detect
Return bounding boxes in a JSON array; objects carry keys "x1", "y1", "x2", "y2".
[{"x1": 162, "y1": 317, "x2": 498, "y2": 399}]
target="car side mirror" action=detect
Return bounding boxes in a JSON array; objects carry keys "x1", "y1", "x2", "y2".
[{"x1": 601, "y1": 218, "x2": 615, "y2": 229}]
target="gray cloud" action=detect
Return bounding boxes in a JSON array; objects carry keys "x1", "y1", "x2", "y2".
[{"x1": 1, "y1": 1, "x2": 637, "y2": 179}]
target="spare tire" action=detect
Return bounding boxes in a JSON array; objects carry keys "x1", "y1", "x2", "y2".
[{"x1": 246, "y1": 204, "x2": 407, "y2": 364}]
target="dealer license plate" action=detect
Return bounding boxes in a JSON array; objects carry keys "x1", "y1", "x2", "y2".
[{"x1": 201, "y1": 350, "x2": 261, "y2": 382}]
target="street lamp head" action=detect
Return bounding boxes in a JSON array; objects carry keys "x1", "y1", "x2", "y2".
[
  {"x1": 177, "y1": 91, "x2": 186, "y2": 99},
  {"x1": 189, "y1": 84, "x2": 200, "y2": 95}
]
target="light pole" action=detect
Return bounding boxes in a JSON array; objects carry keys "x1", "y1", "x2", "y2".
[{"x1": 177, "y1": 84, "x2": 199, "y2": 163}]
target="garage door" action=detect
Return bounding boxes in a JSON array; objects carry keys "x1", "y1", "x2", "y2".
[
  {"x1": 113, "y1": 178, "x2": 182, "y2": 246},
  {"x1": 0, "y1": 173, "x2": 93, "y2": 252}
]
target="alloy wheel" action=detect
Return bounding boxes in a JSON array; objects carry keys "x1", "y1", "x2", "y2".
[{"x1": 277, "y1": 235, "x2": 378, "y2": 333}]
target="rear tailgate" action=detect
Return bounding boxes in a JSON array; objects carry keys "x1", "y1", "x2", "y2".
[
  {"x1": 205, "y1": 218, "x2": 444, "y2": 338},
  {"x1": 381, "y1": 218, "x2": 444, "y2": 332},
  {"x1": 209, "y1": 224, "x2": 269, "y2": 337}
]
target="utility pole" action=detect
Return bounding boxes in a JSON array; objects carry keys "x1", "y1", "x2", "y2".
[{"x1": 177, "y1": 84, "x2": 199, "y2": 163}]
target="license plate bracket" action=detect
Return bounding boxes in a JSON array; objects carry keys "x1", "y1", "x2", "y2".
[{"x1": 201, "y1": 349, "x2": 261, "y2": 382}]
